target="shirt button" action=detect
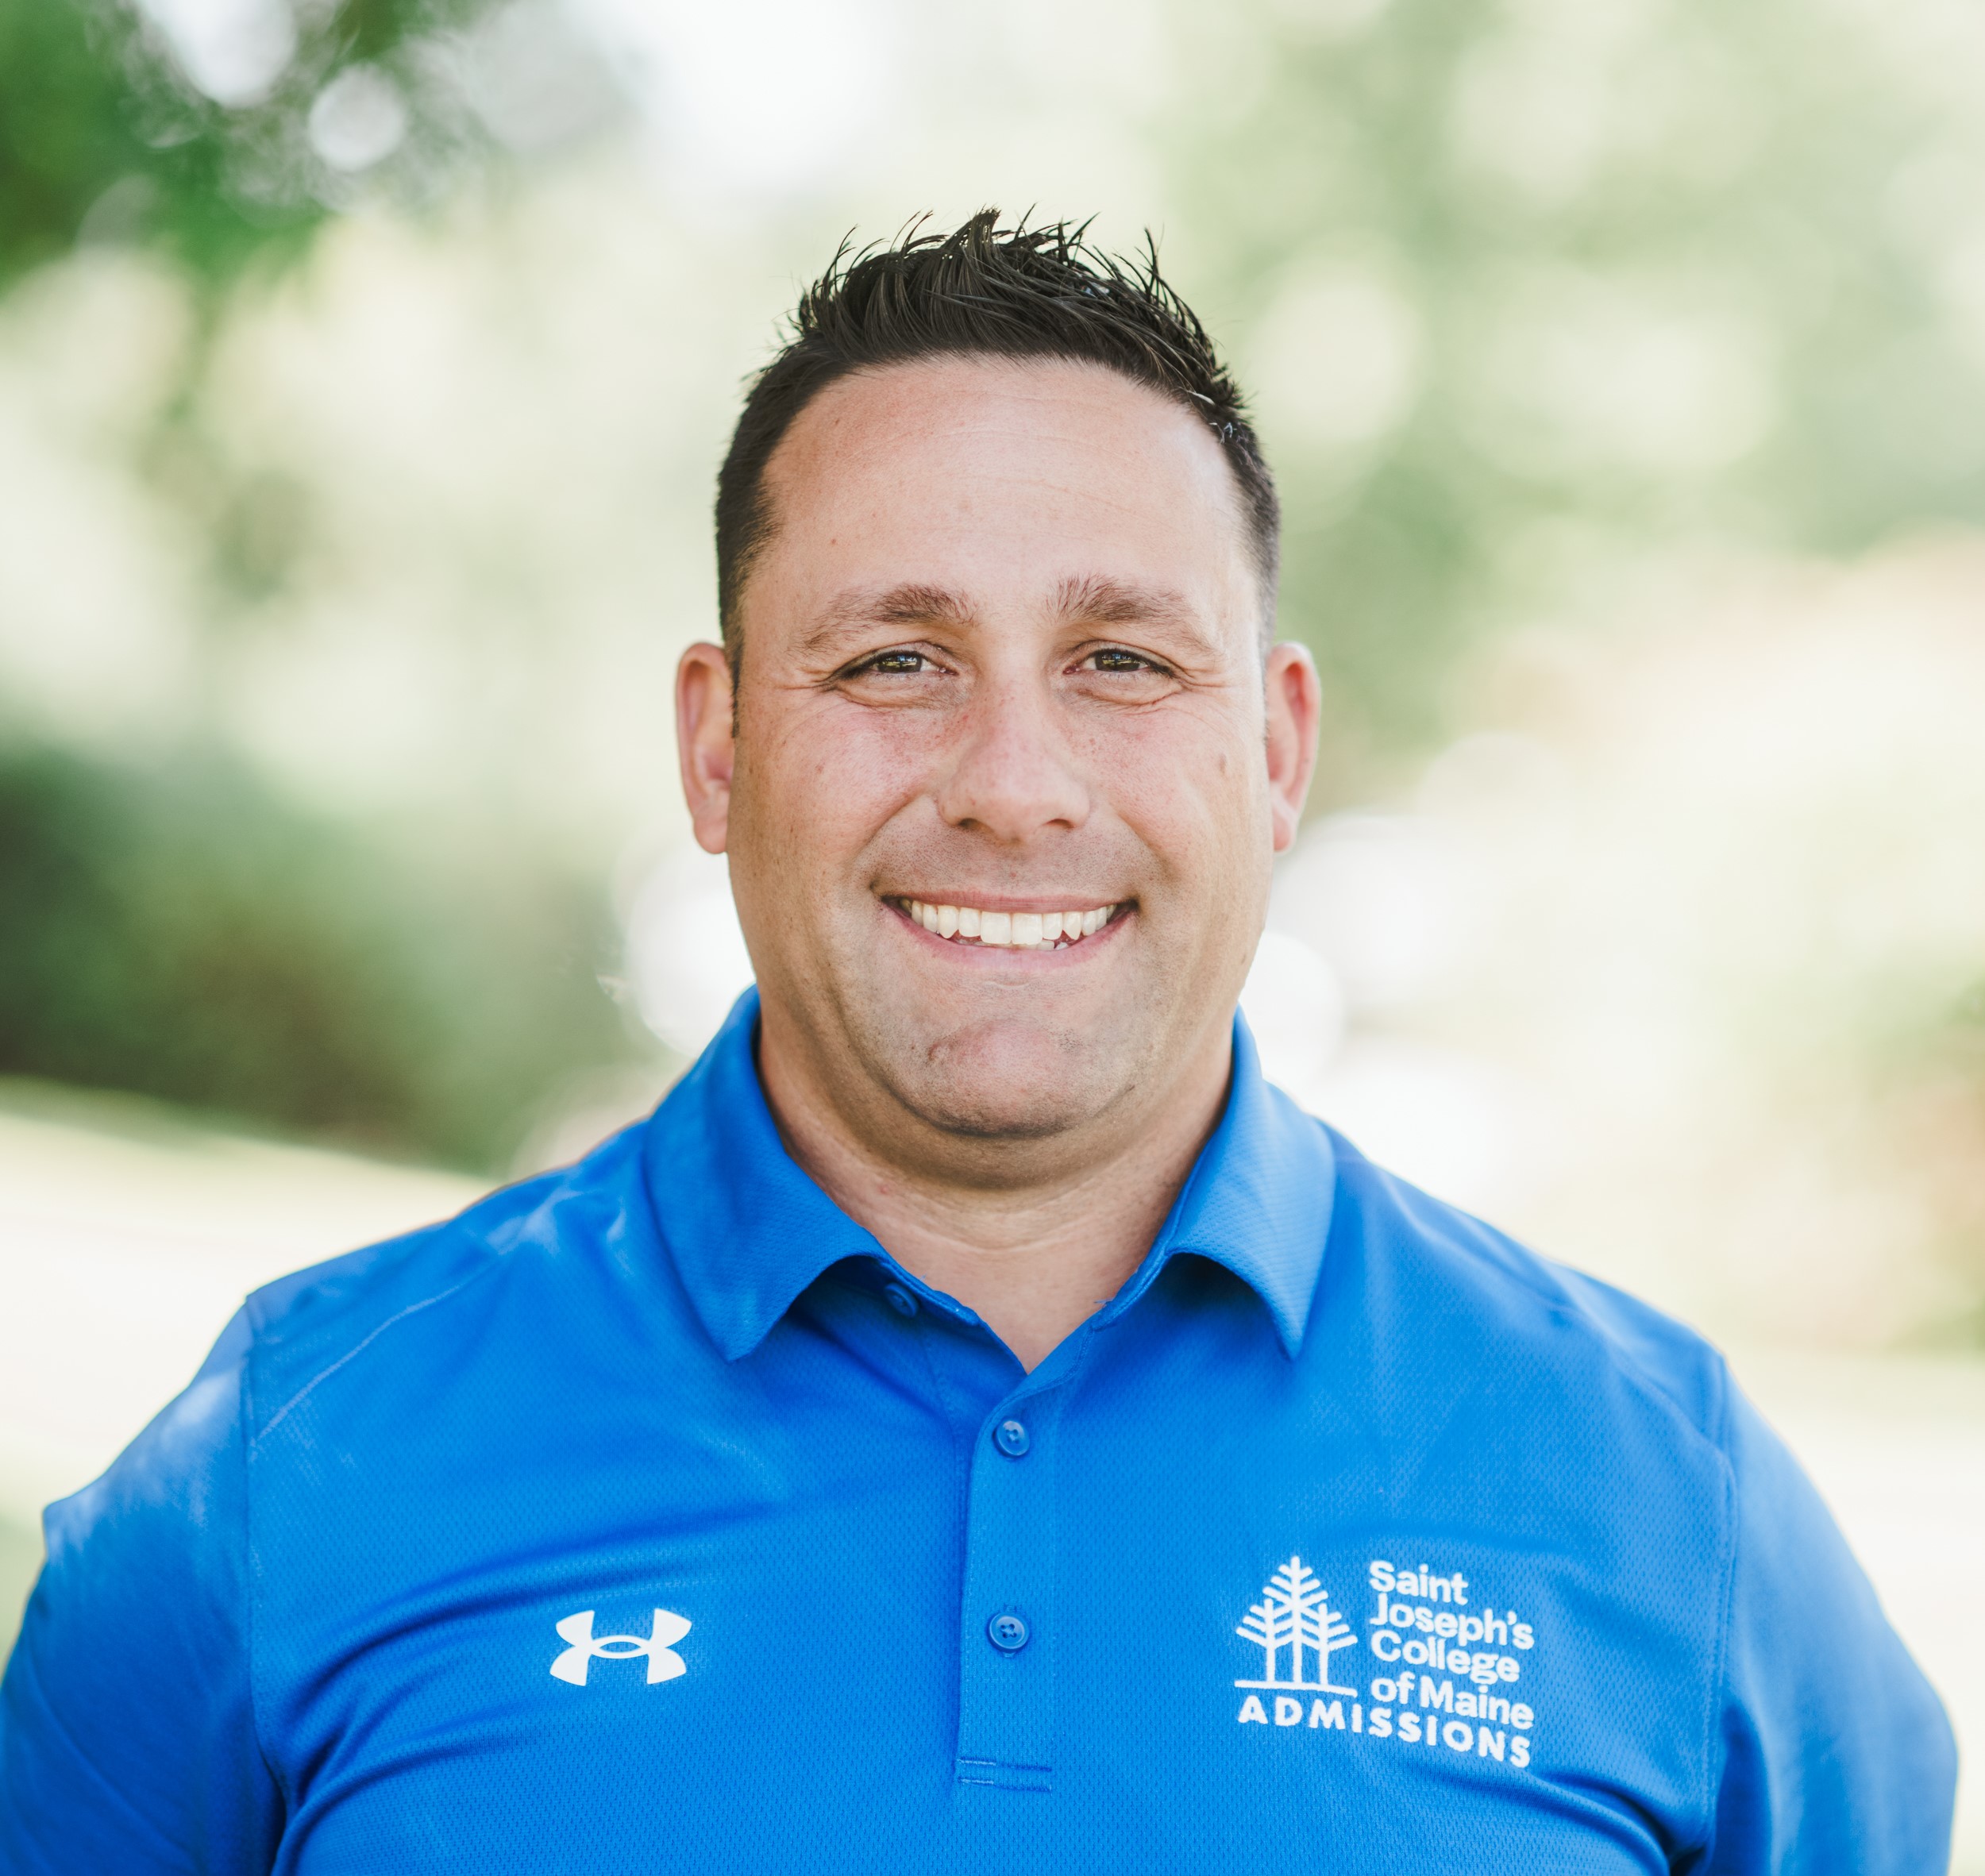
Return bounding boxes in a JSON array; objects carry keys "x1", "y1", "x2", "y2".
[
  {"x1": 993, "y1": 1418, "x2": 1031, "y2": 1458},
  {"x1": 883, "y1": 1283, "x2": 919, "y2": 1318},
  {"x1": 986, "y1": 1612, "x2": 1030, "y2": 1653}
]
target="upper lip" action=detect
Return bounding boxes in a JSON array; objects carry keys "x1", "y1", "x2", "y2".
[{"x1": 880, "y1": 892, "x2": 1127, "y2": 911}]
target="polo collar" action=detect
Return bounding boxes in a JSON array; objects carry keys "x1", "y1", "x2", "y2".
[
  {"x1": 1105, "y1": 1011, "x2": 1336, "y2": 1358},
  {"x1": 642, "y1": 988, "x2": 1335, "y2": 1363}
]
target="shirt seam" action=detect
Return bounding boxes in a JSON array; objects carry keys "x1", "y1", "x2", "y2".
[
  {"x1": 238, "y1": 1321, "x2": 290, "y2": 1824},
  {"x1": 251, "y1": 1263, "x2": 500, "y2": 1447},
  {"x1": 231, "y1": 1226, "x2": 530, "y2": 1824},
  {"x1": 1351, "y1": 1161, "x2": 1732, "y2": 1469},
  {"x1": 1696, "y1": 1354, "x2": 1740, "y2": 1861}
]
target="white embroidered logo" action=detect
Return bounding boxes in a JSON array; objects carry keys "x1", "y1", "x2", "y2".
[
  {"x1": 1231, "y1": 1551, "x2": 1538, "y2": 1766},
  {"x1": 549, "y1": 1608, "x2": 692, "y2": 1686},
  {"x1": 1235, "y1": 1555, "x2": 1359, "y2": 1693}
]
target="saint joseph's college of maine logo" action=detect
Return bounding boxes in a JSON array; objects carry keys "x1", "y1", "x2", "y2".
[{"x1": 1234, "y1": 1554, "x2": 1539, "y2": 1771}]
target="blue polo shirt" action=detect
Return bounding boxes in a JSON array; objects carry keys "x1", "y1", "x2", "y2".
[{"x1": 2, "y1": 992, "x2": 1955, "y2": 1874}]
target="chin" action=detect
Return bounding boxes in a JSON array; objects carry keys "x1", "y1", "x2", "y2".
[
  {"x1": 912, "y1": 1082, "x2": 1099, "y2": 1143},
  {"x1": 888, "y1": 1018, "x2": 1131, "y2": 1142}
]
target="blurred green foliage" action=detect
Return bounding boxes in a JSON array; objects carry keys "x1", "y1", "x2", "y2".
[
  {"x1": 0, "y1": 0, "x2": 646, "y2": 1170},
  {"x1": 1170, "y1": 0, "x2": 1985, "y2": 768},
  {"x1": 0, "y1": 0, "x2": 491, "y2": 295},
  {"x1": 0, "y1": 744, "x2": 640, "y2": 1169}
]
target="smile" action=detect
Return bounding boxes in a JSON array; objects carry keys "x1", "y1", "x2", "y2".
[{"x1": 891, "y1": 898, "x2": 1124, "y2": 950}]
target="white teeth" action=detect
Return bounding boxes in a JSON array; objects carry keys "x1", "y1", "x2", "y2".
[{"x1": 900, "y1": 899, "x2": 1119, "y2": 948}]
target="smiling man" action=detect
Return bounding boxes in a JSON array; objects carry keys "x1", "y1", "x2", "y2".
[{"x1": 1, "y1": 216, "x2": 1955, "y2": 1874}]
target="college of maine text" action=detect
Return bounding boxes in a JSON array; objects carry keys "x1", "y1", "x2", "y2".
[{"x1": 1235, "y1": 1557, "x2": 1538, "y2": 1770}]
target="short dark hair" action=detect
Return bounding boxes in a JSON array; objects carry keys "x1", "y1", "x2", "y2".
[{"x1": 714, "y1": 211, "x2": 1279, "y2": 669}]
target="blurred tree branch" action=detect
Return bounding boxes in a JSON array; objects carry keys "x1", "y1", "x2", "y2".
[{"x1": 0, "y1": 0, "x2": 514, "y2": 297}]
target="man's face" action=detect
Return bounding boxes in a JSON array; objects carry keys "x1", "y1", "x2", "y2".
[{"x1": 684, "y1": 356, "x2": 1316, "y2": 1158}]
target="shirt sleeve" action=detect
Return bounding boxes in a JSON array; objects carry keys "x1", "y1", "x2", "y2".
[
  {"x1": 0, "y1": 1309, "x2": 282, "y2": 1875},
  {"x1": 1700, "y1": 1375, "x2": 1956, "y2": 1874}
]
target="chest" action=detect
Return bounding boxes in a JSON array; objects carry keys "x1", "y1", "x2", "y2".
[{"x1": 249, "y1": 1359, "x2": 1719, "y2": 1876}]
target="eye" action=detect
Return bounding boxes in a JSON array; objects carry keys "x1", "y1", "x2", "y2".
[
  {"x1": 1081, "y1": 647, "x2": 1171, "y2": 676},
  {"x1": 858, "y1": 650, "x2": 930, "y2": 676},
  {"x1": 831, "y1": 645, "x2": 951, "y2": 699}
]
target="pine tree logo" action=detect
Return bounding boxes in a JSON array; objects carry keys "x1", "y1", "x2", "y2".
[{"x1": 1235, "y1": 1555, "x2": 1359, "y2": 1693}]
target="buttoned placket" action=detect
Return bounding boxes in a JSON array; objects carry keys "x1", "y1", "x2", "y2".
[
  {"x1": 877, "y1": 1275, "x2": 1085, "y2": 1796},
  {"x1": 950, "y1": 1351, "x2": 1076, "y2": 1794}
]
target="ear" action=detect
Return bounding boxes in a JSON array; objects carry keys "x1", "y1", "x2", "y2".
[
  {"x1": 676, "y1": 642, "x2": 736, "y2": 854},
  {"x1": 1262, "y1": 641, "x2": 1321, "y2": 854}
]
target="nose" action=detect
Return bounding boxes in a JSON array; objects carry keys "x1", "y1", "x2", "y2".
[{"x1": 931, "y1": 676, "x2": 1091, "y2": 843}]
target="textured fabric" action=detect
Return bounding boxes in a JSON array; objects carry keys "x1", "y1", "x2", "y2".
[{"x1": 1, "y1": 992, "x2": 1955, "y2": 1874}]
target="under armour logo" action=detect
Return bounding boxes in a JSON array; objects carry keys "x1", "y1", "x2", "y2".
[{"x1": 549, "y1": 1608, "x2": 692, "y2": 1686}]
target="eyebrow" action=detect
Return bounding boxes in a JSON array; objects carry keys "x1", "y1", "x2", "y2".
[
  {"x1": 798, "y1": 584, "x2": 975, "y2": 661},
  {"x1": 1054, "y1": 575, "x2": 1224, "y2": 663},
  {"x1": 799, "y1": 575, "x2": 1224, "y2": 663}
]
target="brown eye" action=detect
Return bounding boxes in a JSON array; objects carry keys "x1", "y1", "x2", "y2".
[
  {"x1": 1089, "y1": 649, "x2": 1157, "y2": 673},
  {"x1": 862, "y1": 651, "x2": 927, "y2": 675}
]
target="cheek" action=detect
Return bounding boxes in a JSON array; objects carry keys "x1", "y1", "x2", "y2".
[
  {"x1": 1084, "y1": 715, "x2": 1260, "y2": 876},
  {"x1": 743, "y1": 706, "x2": 930, "y2": 859}
]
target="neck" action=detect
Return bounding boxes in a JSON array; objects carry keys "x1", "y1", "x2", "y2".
[{"x1": 755, "y1": 1012, "x2": 1233, "y2": 1373}]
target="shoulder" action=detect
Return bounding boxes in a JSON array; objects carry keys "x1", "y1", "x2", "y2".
[
  {"x1": 1321, "y1": 1125, "x2": 1731, "y2": 1462},
  {"x1": 238, "y1": 1122, "x2": 657, "y2": 1443},
  {"x1": 39, "y1": 1308, "x2": 255, "y2": 1580},
  {"x1": 40, "y1": 1123, "x2": 650, "y2": 1543}
]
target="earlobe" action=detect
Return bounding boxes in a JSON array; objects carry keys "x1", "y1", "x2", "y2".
[
  {"x1": 1263, "y1": 642, "x2": 1322, "y2": 854},
  {"x1": 676, "y1": 642, "x2": 736, "y2": 854}
]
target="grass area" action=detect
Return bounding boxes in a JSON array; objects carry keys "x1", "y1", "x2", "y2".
[{"x1": 0, "y1": 1511, "x2": 40, "y2": 1655}]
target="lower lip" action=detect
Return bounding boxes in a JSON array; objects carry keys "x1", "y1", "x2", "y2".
[{"x1": 886, "y1": 903, "x2": 1129, "y2": 961}]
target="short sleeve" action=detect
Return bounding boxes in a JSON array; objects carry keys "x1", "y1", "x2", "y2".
[
  {"x1": 1702, "y1": 1377, "x2": 1956, "y2": 1874},
  {"x1": 0, "y1": 1309, "x2": 282, "y2": 1874}
]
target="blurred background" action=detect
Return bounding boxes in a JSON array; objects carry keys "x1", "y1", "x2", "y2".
[{"x1": 2, "y1": 0, "x2": 1981, "y2": 1855}]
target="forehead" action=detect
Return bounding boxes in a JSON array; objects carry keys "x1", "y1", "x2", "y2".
[{"x1": 750, "y1": 355, "x2": 1255, "y2": 630}]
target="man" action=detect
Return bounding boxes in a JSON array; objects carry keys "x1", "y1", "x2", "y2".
[{"x1": 0, "y1": 215, "x2": 1956, "y2": 1872}]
